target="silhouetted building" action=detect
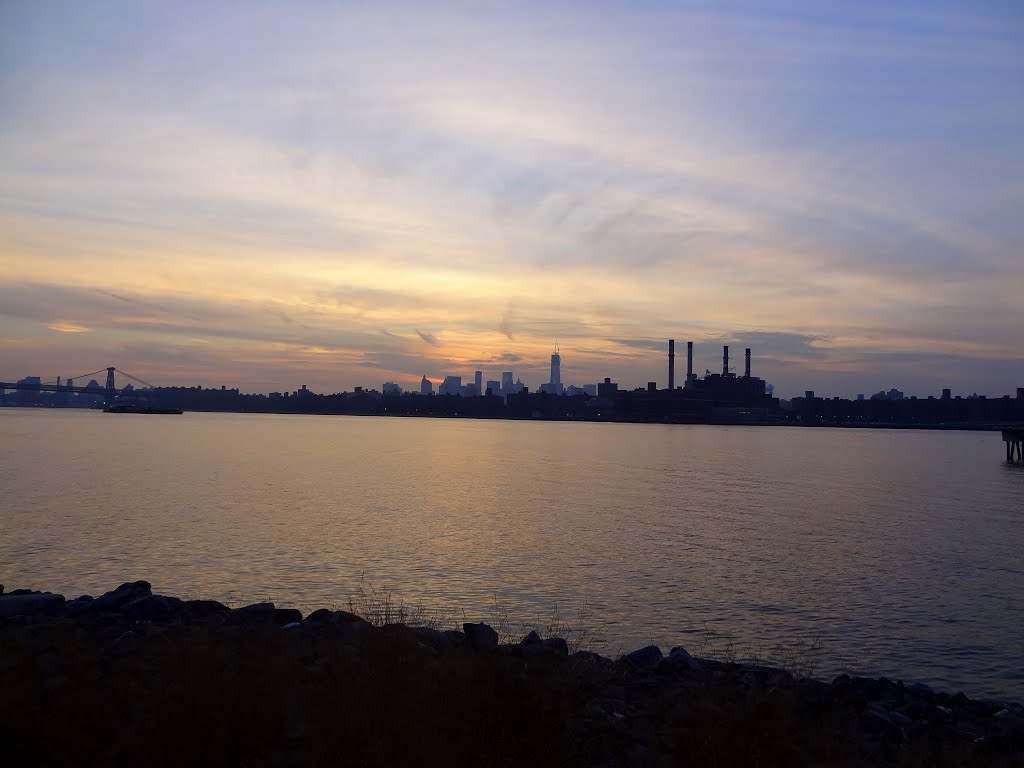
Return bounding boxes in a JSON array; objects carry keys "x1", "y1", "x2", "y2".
[
  {"x1": 547, "y1": 348, "x2": 563, "y2": 395},
  {"x1": 474, "y1": 370, "x2": 482, "y2": 397},
  {"x1": 677, "y1": 342, "x2": 772, "y2": 409},
  {"x1": 597, "y1": 377, "x2": 618, "y2": 398},
  {"x1": 871, "y1": 388, "x2": 904, "y2": 401},
  {"x1": 420, "y1": 375, "x2": 433, "y2": 395},
  {"x1": 440, "y1": 375, "x2": 462, "y2": 396},
  {"x1": 382, "y1": 382, "x2": 401, "y2": 395}
]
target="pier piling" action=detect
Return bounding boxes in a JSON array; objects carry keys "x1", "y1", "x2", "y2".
[{"x1": 1003, "y1": 430, "x2": 1024, "y2": 462}]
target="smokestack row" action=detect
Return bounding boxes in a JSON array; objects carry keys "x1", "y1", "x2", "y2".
[
  {"x1": 668, "y1": 339, "x2": 675, "y2": 390},
  {"x1": 669, "y1": 341, "x2": 754, "y2": 382}
]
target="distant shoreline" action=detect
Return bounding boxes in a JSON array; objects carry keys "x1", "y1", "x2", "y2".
[{"x1": 2, "y1": 402, "x2": 1020, "y2": 433}]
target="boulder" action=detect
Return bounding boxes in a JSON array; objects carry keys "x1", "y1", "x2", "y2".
[
  {"x1": 413, "y1": 626, "x2": 456, "y2": 651},
  {"x1": 330, "y1": 610, "x2": 369, "y2": 626},
  {"x1": 304, "y1": 608, "x2": 333, "y2": 624},
  {"x1": 442, "y1": 630, "x2": 466, "y2": 648},
  {"x1": 542, "y1": 637, "x2": 569, "y2": 657},
  {"x1": 520, "y1": 630, "x2": 542, "y2": 647},
  {"x1": 182, "y1": 599, "x2": 231, "y2": 619},
  {"x1": 620, "y1": 645, "x2": 663, "y2": 669},
  {"x1": 571, "y1": 650, "x2": 607, "y2": 666},
  {"x1": 88, "y1": 581, "x2": 152, "y2": 613},
  {"x1": 227, "y1": 602, "x2": 277, "y2": 625},
  {"x1": 463, "y1": 622, "x2": 498, "y2": 652},
  {"x1": 907, "y1": 682, "x2": 935, "y2": 698},
  {"x1": 109, "y1": 630, "x2": 142, "y2": 657},
  {"x1": 659, "y1": 646, "x2": 704, "y2": 672},
  {"x1": 0, "y1": 592, "x2": 66, "y2": 618},
  {"x1": 274, "y1": 608, "x2": 303, "y2": 626},
  {"x1": 66, "y1": 595, "x2": 94, "y2": 616},
  {"x1": 121, "y1": 595, "x2": 183, "y2": 620}
]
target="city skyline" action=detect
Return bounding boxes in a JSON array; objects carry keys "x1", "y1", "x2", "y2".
[{"x1": 2, "y1": 2, "x2": 1023, "y2": 399}]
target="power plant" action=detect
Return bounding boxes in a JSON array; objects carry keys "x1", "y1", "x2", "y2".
[
  {"x1": 616, "y1": 339, "x2": 777, "y2": 422},
  {"x1": 668, "y1": 339, "x2": 675, "y2": 391},
  {"x1": 664, "y1": 340, "x2": 769, "y2": 399}
]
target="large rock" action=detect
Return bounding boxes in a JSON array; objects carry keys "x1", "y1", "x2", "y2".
[
  {"x1": 274, "y1": 608, "x2": 303, "y2": 626},
  {"x1": 0, "y1": 592, "x2": 66, "y2": 618},
  {"x1": 542, "y1": 637, "x2": 569, "y2": 657},
  {"x1": 88, "y1": 581, "x2": 152, "y2": 613},
  {"x1": 463, "y1": 622, "x2": 498, "y2": 652},
  {"x1": 227, "y1": 602, "x2": 276, "y2": 625},
  {"x1": 620, "y1": 645, "x2": 663, "y2": 669},
  {"x1": 413, "y1": 626, "x2": 459, "y2": 651},
  {"x1": 662, "y1": 646, "x2": 703, "y2": 672},
  {"x1": 66, "y1": 596, "x2": 94, "y2": 617},
  {"x1": 182, "y1": 599, "x2": 231, "y2": 618},
  {"x1": 121, "y1": 594, "x2": 183, "y2": 620},
  {"x1": 521, "y1": 630, "x2": 542, "y2": 647},
  {"x1": 304, "y1": 608, "x2": 333, "y2": 624}
]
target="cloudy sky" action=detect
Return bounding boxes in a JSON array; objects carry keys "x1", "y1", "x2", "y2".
[{"x1": 2, "y1": 0, "x2": 1022, "y2": 398}]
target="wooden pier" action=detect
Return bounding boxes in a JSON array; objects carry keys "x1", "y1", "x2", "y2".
[{"x1": 1003, "y1": 430, "x2": 1024, "y2": 462}]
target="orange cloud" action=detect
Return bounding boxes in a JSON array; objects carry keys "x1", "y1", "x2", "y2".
[{"x1": 46, "y1": 321, "x2": 91, "y2": 333}]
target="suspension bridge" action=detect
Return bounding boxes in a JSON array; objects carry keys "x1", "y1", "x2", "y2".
[{"x1": 0, "y1": 367, "x2": 158, "y2": 401}]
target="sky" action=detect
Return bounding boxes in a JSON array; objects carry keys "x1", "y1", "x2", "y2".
[{"x1": 1, "y1": 0, "x2": 1022, "y2": 398}]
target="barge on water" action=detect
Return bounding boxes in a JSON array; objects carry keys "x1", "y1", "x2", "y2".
[{"x1": 103, "y1": 404, "x2": 183, "y2": 415}]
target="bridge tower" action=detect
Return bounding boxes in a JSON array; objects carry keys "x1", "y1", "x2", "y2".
[{"x1": 105, "y1": 367, "x2": 116, "y2": 399}]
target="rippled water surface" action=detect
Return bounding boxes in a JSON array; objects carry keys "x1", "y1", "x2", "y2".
[{"x1": 2, "y1": 409, "x2": 1022, "y2": 700}]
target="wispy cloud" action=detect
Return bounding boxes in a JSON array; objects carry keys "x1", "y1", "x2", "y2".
[
  {"x1": 0, "y1": 1, "x2": 1021, "y2": 396},
  {"x1": 46, "y1": 321, "x2": 90, "y2": 333},
  {"x1": 415, "y1": 330, "x2": 440, "y2": 347}
]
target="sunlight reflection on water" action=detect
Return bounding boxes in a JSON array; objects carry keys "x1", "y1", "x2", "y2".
[{"x1": 1, "y1": 409, "x2": 1022, "y2": 700}]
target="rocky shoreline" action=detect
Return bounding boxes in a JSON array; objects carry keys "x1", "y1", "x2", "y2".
[{"x1": 2, "y1": 581, "x2": 1022, "y2": 767}]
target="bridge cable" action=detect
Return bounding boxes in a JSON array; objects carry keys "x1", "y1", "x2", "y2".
[
  {"x1": 42, "y1": 368, "x2": 112, "y2": 386},
  {"x1": 115, "y1": 369, "x2": 159, "y2": 389}
]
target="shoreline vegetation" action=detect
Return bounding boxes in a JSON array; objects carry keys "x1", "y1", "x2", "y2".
[{"x1": 3, "y1": 581, "x2": 1022, "y2": 767}]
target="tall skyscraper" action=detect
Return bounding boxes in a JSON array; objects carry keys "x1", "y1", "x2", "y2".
[
  {"x1": 420, "y1": 375, "x2": 432, "y2": 395},
  {"x1": 501, "y1": 371, "x2": 514, "y2": 394},
  {"x1": 474, "y1": 370, "x2": 482, "y2": 397},
  {"x1": 549, "y1": 346, "x2": 562, "y2": 395}
]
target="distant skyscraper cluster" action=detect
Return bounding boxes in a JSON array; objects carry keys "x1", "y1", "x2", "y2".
[{"x1": 383, "y1": 344, "x2": 596, "y2": 398}]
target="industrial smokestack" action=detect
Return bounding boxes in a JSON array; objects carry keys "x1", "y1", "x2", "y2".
[
  {"x1": 744, "y1": 348, "x2": 751, "y2": 378},
  {"x1": 722, "y1": 346, "x2": 730, "y2": 376},
  {"x1": 668, "y1": 339, "x2": 675, "y2": 391},
  {"x1": 687, "y1": 341, "x2": 693, "y2": 381}
]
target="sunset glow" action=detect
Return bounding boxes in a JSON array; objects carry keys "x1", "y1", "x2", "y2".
[{"x1": 2, "y1": 1, "x2": 1022, "y2": 397}]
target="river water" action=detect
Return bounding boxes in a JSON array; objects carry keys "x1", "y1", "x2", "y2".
[{"x1": 1, "y1": 408, "x2": 1022, "y2": 701}]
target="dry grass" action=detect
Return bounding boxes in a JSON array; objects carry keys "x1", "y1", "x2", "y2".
[{"x1": 345, "y1": 577, "x2": 608, "y2": 655}]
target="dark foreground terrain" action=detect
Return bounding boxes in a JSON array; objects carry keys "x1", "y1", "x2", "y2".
[{"x1": 2, "y1": 582, "x2": 1022, "y2": 767}]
